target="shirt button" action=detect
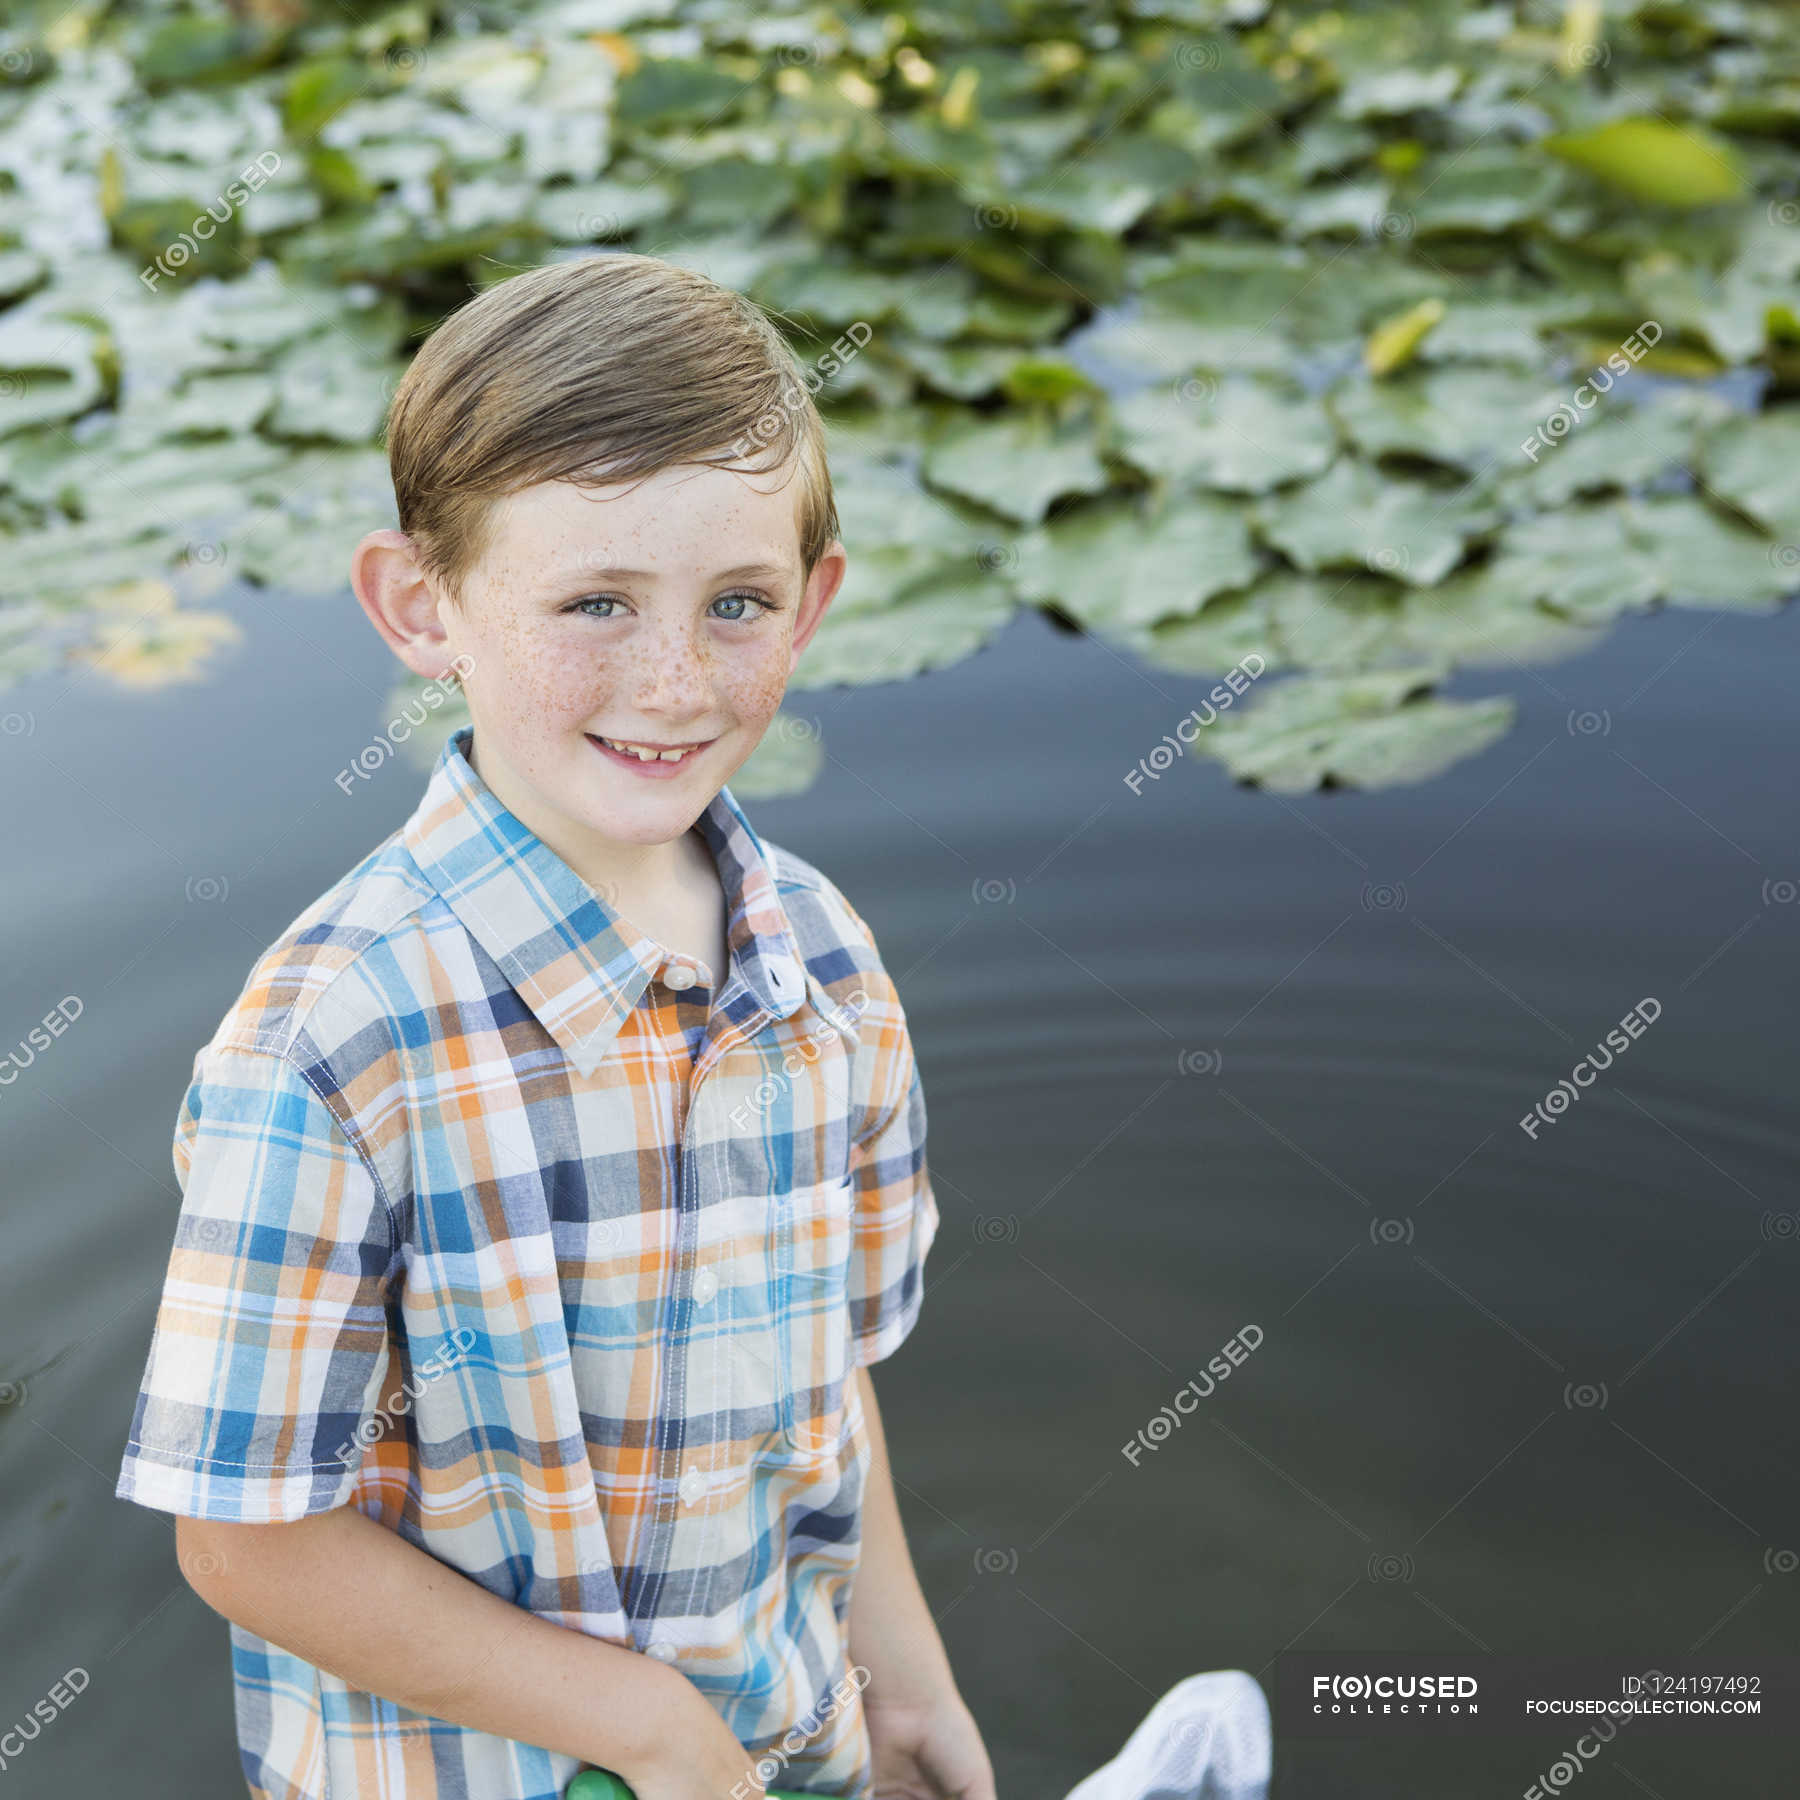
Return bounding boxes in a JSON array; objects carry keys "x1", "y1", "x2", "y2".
[
  {"x1": 661, "y1": 962, "x2": 698, "y2": 991},
  {"x1": 646, "y1": 1641, "x2": 679, "y2": 1662},
  {"x1": 679, "y1": 1465, "x2": 705, "y2": 1506},
  {"x1": 692, "y1": 1267, "x2": 718, "y2": 1305}
]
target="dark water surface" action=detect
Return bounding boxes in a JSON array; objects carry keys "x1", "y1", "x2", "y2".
[{"x1": 3, "y1": 583, "x2": 1796, "y2": 1797}]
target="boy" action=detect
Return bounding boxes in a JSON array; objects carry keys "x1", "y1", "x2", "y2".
[{"x1": 114, "y1": 253, "x2": 994, "y2": 1800}]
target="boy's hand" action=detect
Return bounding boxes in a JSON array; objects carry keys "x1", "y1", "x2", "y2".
[{"x1": 867, "y1": 1688, "x2": 996, "y2": 1800}]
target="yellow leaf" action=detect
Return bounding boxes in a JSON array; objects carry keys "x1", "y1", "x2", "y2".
[
  {"x1": 941, "y1": 65, "x2": 979, "y2": 129},
  {"x1": 99, "y1": 146, "x2": 124, "y2": 222},
  {"x1": 1558, "y1": 0, "x2": 1605, "y2": 76},
  {"x1": 1364, "y1": 298, "x2": 1446, "y2": 377},
  {"x1": 1544, "y1": 117, "x2": 1745, "y2": 208},
  {"x1": 71, "y1": 584, "x2": 243, "y2": 691},
  {"x1": 588, "y1": 32, "x2": 639, "y2": 76}
]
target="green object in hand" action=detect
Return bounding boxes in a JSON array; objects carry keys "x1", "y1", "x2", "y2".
[{"x1": 566, "y1": 1771, "x2": 810, "y2": 1800}]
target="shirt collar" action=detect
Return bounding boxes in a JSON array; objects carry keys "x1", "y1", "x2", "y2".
[{"x1": 402, "y1": 725, "x2": 807, "y2": 1077}]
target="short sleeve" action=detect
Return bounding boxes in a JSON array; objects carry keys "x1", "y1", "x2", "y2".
[
  {"x1": 846, "y1": 1004, "x2": 940, "y2": 1369},
  {"x1": 115, "y1": 1039, "x2": 400, "y2": 1524}
]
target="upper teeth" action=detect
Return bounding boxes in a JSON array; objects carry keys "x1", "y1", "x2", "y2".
[{"x1": 600, "y1": 737, "x2": 695, "y2": 762}]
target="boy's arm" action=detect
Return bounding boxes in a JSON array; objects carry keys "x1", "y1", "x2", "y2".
[
  {"x1": 845, "y1": 1364, "x2": 959, "y2": 1709},
  {"x1": 175, "y1": 1505, "x2": 740, "y2": 1784}
]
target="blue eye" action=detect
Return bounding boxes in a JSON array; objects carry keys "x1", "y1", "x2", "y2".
[{"x1": 711, "y1": 590, "x2": 773, "y2": 621}]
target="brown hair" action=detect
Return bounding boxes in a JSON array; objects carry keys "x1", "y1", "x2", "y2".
[{"x1": 382, "y1": 252, "x2": 840, "y2": 605}]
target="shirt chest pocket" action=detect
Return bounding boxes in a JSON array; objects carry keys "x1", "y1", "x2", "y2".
[{"x1": 717, "y1": 1173, "x2": 858, "y2": 1456}]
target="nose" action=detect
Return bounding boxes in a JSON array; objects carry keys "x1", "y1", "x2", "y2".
[{"x1": 624, "y1": 617, "x2": 715, "y2": 717}]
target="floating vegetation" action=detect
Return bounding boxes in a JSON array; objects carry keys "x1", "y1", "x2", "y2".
[{"x1": 1, "y1": 0, "x2": 1797, "y2": 788}]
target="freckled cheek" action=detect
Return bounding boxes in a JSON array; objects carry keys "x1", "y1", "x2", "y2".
[
  {"x1": 718, "y1": 645, "x2": 793, "y2": 730},
  {"x1": 489, "y1": 626, "x2": 612, "y2": 724}
]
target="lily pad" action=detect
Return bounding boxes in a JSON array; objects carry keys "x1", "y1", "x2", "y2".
[
  {"x1": 1391, "y1": 568, "x2": 1608, "y2": 668},
  {"x1": 1254, "y1": 459, "x2": 1499, "y2": 586},
  {"x1": 1502, "y1": 389, "x2": 1727, "y2": 508},
  {"x1": 1092, "y1": 241, "x2": 1328, "y2": 376},
  {"x1": 1338, "y1": 67, "x2": 1463, "y2": 121},
  {"x1": 1478, "y1": 492, "x2": 1797, "y2": 624},
  {"x1": 1405, "y1": 147, "x2": 1567, "y2": 236},
  {"x1": 725, "y1": 710, "x2": 828, "y2": 800},
  {"x1": 827, "y1": 457, "x2": 1001, "y2": 614},
  {"x1": 1005, "y1": 134, "x2": 1206, "y2": 236},
  {"x1": 1626, "y1": 492, "x2": 1797, "y2": 612},
  {"x1": 0, "y1": 321, "x2": 106, "y2": 437},
  {"x1": 1626, "y1": 249, "x2": 1786, "y2": 363},
  {"x1": 1697, "y1": 409, "x2": 1800, "y2": 541},
  {"x1": 1258, "y1": 571, "x2": 1413, "y2": 671},
  {"x1": 1544, "y1": 117, "x2": 1746, "y2": 209},
  {"x1": 790, "y1": 573, "x2": 1017, "y2": 688},
  {"x1": 1200, "y1": 664, "x2": 1516, "y2": 792},
  {"x1": 884, "y1": 336, "x2": 1041, "y2": 400},
  {"x1": 921, "y1": 409, "x2": 1111, "y2": 526},
  {"x1": 1129, "y1": 590, "x2": 1288, "y2": 679},
  {"x1": 1330, "y1": 364, "x2": 1560, "y2": 472},
  {"x1": 1112, "y1": 376, "x2": 1337, "y2": 494},
  {"x1": 1009, "y1": 491, "x2": 1262, "y2": 633},
  {"x1": 614, "y1": 57, "x2": 749, "y2": 129}
]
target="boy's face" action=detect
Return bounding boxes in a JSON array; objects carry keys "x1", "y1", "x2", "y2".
[{"x1": 359, "y1": 460, "x2": 845, "y2": 857}]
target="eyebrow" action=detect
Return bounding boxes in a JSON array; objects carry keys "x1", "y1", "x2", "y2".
[{"x1": 555, "y1": 561, "x2": 792, "y2": 584}]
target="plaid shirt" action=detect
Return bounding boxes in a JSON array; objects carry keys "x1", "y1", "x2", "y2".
[{"x1": 115, "y1": 723, "x2": 939, "y2": 1800}]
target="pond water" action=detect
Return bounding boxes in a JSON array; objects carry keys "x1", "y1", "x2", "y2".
[{"x1": 2, "y1": 578, "x2": 1796, "y2": 1796}]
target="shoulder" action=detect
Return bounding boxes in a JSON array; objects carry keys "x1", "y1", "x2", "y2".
[
  {"x1": 758, "y1": 834, "x2": 916, "y2": 1068},
  {"x1": 193, "y1": 830, "x2": 445, "y2": 1149},
  {"x1": 759, "y1": 834, "x2": 887, "y2": 971}
]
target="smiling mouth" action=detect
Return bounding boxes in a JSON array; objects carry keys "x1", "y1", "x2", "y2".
[{"x1": 587, "y1": 733, "x2": 715, "y2": 764}]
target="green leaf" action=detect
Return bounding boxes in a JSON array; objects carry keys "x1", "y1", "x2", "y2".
[
  {"x1": 1502, "y1": 390, "x2": 1726, "y2": 508},
  {"x1": 137, "y1": 16, "x2": 289, "y2": 91},
  {"x1": 1477, "y1": 493, "x2": 1796, "y2": 623},
  {"x1": 1698, "y1": 409, "x2": 1800, "y2": 540},
  {"x1": 921, "y1": 409, "x2": 1111, "y2": 526},
  {"x1": 263, "y1": 335, "x2": 399, "y2": 444},
  {"x1": 1391, "y1": 568, "x2": 1608, "y2": 668},
  {"x1": 533, "y1": 177, "x2": 679, "y2": 240},
  {"x1": 826, "y1": 458, "x2": 1001, "y2": 615},
  {"x1": 1330, "y1": 365, "x2": 1559, "y2": 472},
  {"x1": 1405, "y1": 148, "x2": 1567, "y2": 236},
  {"x1": 1626, "y1": 250, "x2": 1784, "y2": 363},
  {"x1": 790, "y1": 575, "x2": 1017, "y2": 688},
  {"x1": 1087, "y1": 241, "x2": 1323, "y2": 376},
  {"x1": 1258, "y1": 571, "x2": 1412, "y2": 671},
  {"x1": 1337, "y1": 67, "x2": 1463, "y2": 122},
  {"x1": 1625, "y1": 492, "x2": 1796, "y2": 611},
  {"x1": 1542, "y1": 118, "x2": 1746, "y2": 208},
  {"x1": 1476, "y1": 504, "x2": 1661, "y2": 624},
  {"x1": 1009, "y1": 135, "x2": 1205, "y2": 234},
  {"x1": 284, "y1": 57, "x2": 371, "y2": 139},
  {"x1": 1009, "y1": 491, "x2": 1262, "y2": 632},
  {"x1": 0, "y1": 323, "x2": 105, "y2": 438},
  {"x1": 614, "y1": 58, "x2": 749, "y2": 128},
  {"x1": 1200, "y1": 665, "x2": 1516, "y2": 792},
  {"x1": 1130, "y1": 591, "x2": 1288, "y2": 679},
  {"x1": 1254, "y1": 459, "x2": 1499, "y2": 586},
  {"x1": 885, "y1": 336, "x2": 1038, "y2": 400},
  {"x1": 1112, "y1": 376, "x2": 1336, "y2": 494},
  {"x1": 725, "y1": 712, "x2": 826, "y2": 799}
]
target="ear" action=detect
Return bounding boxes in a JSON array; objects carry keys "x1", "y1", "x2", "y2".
[
  {"x1": 350, "y1": 529, "x2": 464, "y2": 681},
  {"x1": 789, "y1": 541, "x2": 848, "y2": 669}
]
